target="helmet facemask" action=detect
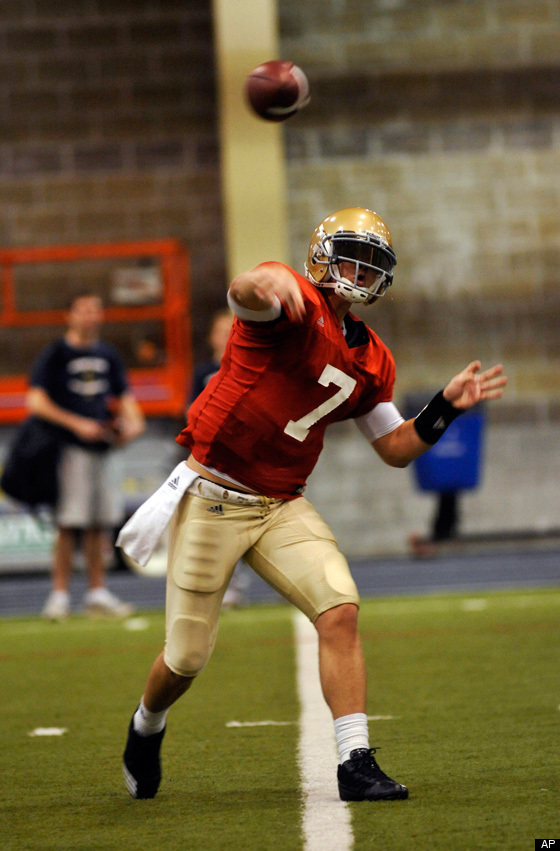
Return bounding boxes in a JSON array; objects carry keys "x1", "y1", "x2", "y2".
[{"x1": 326, "y1": 234, "x2": 396, "y2": 304}]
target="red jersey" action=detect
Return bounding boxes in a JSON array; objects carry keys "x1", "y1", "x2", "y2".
[{"x1": 178, "y1": 268, "x2": 396, "y2": 499}]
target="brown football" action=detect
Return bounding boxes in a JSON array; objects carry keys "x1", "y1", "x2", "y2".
[{"x1": 245, "y1": 60, "x2": 310, "y2": 122}]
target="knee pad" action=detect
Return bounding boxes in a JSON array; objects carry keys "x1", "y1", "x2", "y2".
[
  {"x1": 164, "y1": 614, "x2": 214, "y2": 677},
  {"x1": 323, "y1": 548, "x2": 359, "y2": 599}
]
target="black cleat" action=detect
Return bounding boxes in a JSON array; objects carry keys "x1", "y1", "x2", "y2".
[
  {"x1": 122, "y1": 716, "x2": 166, "y2": 799},
  {"x1": 337, "y1": 747, "x2": 409, "y2": 802}
]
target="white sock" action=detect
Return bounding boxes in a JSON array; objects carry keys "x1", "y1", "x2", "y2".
[
  {"x1": 334, "y1": 712, "x2": 369, "y2": 764},
  {"x1": 133, "y1": 698, "x2": 168, "y2": 737}
]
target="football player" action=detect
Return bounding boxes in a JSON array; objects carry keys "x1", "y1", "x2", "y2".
[{"x1": 122, "y1": 207, "x2": 507, "y2": 802}]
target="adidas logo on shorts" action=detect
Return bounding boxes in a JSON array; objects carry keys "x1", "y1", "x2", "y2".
[
  {"x1": 168, "y1": 477, "x2": 180, "y2": 490},
  {"x1": 207, "y1": 504, "x2": 224, "y2": 514}
]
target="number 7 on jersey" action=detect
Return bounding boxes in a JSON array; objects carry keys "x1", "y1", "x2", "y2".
[{"x1": 284, "y1": 364, "x2": 357, "y2": 442}]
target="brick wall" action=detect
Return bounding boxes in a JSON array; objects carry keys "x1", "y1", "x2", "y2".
[
  {"x1": 278, "y1": 0, "x2": 560, "y2": 552},
  {"x1": 280, "y1": 0, "x2": 560, "y2": 412},
  {"x1": 0, "y1": 0, "x2": 226, "y2": 359},
  {"x1": 1, "y1": 0, "x2": 559, "y2": 406}
]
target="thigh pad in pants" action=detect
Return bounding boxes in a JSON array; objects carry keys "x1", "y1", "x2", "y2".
[{"x1": 164, "y1": 493, "x2": 245, "y2": 677}]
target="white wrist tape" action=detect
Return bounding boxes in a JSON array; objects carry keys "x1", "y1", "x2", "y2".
[{"x1": 227, "y1": 291, "x2": 282, "y2": 322}]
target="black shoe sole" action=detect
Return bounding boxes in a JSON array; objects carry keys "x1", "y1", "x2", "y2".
[{"x1": 339, "y1": 784, "x2": 409, "y2": 802}]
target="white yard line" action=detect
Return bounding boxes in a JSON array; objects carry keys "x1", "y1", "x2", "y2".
[
  {"x1": 226, "y1": 720, "x2": 294, "y2": 727},
  {"x1": 294, "y1": 611, "x2": 353, "y2": 851}
]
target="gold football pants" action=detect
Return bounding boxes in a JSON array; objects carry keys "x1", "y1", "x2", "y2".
[{"x1": 164, "y1": 491, "x2": 360, "y2": 677}]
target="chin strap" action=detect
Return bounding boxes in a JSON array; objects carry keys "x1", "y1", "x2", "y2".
[
  {"x1": 333, "y1": 278, "x2": 372, "y2": 303},
  {"x1": 305, "y1": 267, "x2": 376, "y2": 304}
]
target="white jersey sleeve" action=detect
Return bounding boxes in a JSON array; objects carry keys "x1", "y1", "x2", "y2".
[{"x1": 354, "y1": 401, "x2": 405, "y2": 442}]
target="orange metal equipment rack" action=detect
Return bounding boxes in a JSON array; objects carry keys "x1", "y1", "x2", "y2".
[{"x1": 0, "y1": 238, "x2": 191, "y2": 424}]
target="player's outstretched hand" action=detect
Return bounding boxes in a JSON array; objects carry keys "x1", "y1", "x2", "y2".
[{"x1": 443, "y1": 361, "x2": 507, "y2": 410}]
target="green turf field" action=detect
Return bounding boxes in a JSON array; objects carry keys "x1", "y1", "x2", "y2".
[{"x1": 1, "y1": 588, "x2": 558, "y2": 850}]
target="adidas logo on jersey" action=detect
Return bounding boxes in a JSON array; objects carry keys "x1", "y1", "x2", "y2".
[
  {"x1": 207, "y1": 504, "x2": 224, "y2": 514},
  {"x1": 316, "y1": 316, "x2": 325, "y2": 327},
  {"x1": 168, "y1": 477, "x2": 180, "y2": 490}
]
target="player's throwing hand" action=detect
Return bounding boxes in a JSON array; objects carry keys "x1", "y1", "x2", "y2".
[{"x1": 229, "y1": 262, "x2": 306, "y2": 322}]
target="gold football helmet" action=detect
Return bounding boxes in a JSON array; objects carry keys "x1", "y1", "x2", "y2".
[{"x1": 305, "y1": 207, "x2": 397, "y2": 304}]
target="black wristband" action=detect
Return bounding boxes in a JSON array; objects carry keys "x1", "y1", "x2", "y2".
[{"x1": 413, "y1": 390, "x2": 462, "y2": 445}]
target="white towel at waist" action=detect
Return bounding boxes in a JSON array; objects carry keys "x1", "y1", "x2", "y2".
[{"x1": 116, "y1": 461, "x2": 198, "y2": 567}]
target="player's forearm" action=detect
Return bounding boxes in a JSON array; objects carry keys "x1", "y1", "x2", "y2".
[{"x1": 372, "y1": 419, "x2": 430, "y2": 468}]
